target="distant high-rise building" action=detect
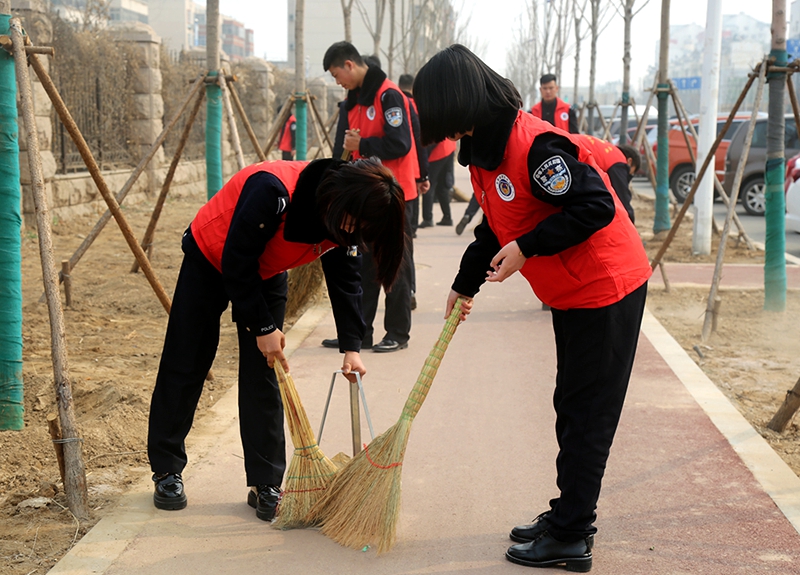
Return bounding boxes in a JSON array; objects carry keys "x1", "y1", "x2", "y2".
[{"x1": 222, "y1": 17, "x2": 254, "y2": 61}]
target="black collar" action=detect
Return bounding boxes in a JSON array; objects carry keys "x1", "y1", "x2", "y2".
[
  {"x1": 344, "y1": 66, "x2": 388, "y2": 111},
  {"x1": 457, "y1": 107, "x2": 519, "y2": 171},
  {"x1": 283, "y1": 159, "x2": 341, "y2": 244}
]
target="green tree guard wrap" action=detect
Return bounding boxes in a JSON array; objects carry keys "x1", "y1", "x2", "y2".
[
  {"x1": 0, "y1": 13, "x2": 24, "y2": 430},
  {"x1": 295, "y1": 93, "x2": 307, "y2": 161},
  {"x1": 764, "y1": 47, "x2": 788, "y2": 311},
  {"x1": 654, "y1": 85, "x2": 671, "y2": 233},
  {"x1": 206, "y1": 72, "x2": 223, "y2": 200}
]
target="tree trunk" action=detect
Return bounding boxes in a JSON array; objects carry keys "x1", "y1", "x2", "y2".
[
  {"x1": 764, "y1": 0, "x2": 788, "y2": 311},
  {"x1": 619, "y1": 0, "x2": 633, "y2": 144},
  {"x1": 295, "y1": 0, "x2": 307, "y2": 160},
  {"x1": 341, "y1": 0, "x2": 353, "y2": 42},
  {"x1": 573, "y1": 2, "x2": 582, "y2": 106},
  {"x1": 654, "y1": 0, "x2": 671, "y2": 233},
  {"x1": 588, "y1": 0, "x2": 598, "y2": 134},
  {"x1": 767, "y1": 375, "x2": 800, "y2": 432},
  {"x1": 373, "y1": 0, "x2": 387, "y2": 58},
  {"x1": 388, "y1": 0, "x2": 395, "y2": 79}
]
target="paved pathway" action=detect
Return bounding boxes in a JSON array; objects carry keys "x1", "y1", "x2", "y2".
[{"x1": 46, "y1": 175, "x2": 800, "y2": 575}]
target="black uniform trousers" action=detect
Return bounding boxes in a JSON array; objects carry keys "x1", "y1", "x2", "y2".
[
  {"x1": 147, "y1": 234, "x2": 288, "y2": 487},
  {"x1": 545, "y1": 282, "x2": 647, "y2": 542},
  {"x1": 421, "y1": 153, "x2": 454, "y2": 224},
  {"x1": 361, "y1": 201, "x2": 414, "y2": 346}
]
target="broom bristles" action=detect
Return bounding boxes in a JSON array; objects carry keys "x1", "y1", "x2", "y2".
[
  {"x1": 307, "y1": 417, "x2": 411, "y2": 552},
  {"x1": 273, "y1": 363, "x2": 340, "y2": 529}
]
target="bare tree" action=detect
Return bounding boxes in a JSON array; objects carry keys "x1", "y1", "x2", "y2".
[
  {"x1": 355, "y1": 0, "x2": 388, "y2": 57},
  {"x1": 613, "y1": 0, "x2": 651, "y2": 143},
  {"x1": 82, "y1": 0, "x2": 110, "y2": 31},
  {"x1": 341, "y1": 0, "x2": 356, "y2": 42},
  {"x1": 506, "y1": 1, "x2": 540, "y2": 109},
  {"x1": 572, "y1": 0, "x2": 590, "y2": 105},
  {"x1": 586, "y1": 0, "x2": 615, "y2": 135}
]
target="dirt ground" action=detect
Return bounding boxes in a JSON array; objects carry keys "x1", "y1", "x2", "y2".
[{"x1": 1, "y1": 188, "x2": 799, "y2": 575}]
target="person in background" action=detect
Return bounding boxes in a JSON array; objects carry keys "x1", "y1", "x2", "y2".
[
  {"x1": 419, "y1": 131, "x2": 456, "y2": 228},
  {"x1": 531, "y1": 73, "x2": 579, "y2": 134},
  {"x1": 277, "y1": 106, "x2": 296, "y2": 160},
  {"x1": 413, "y1": 44, "x2": 650, "y2": 572},
  {"x1": 321, "y1": 41, "x2": 418, "y2": 353},
  {"x1": 576, "y1": 135, "x2": 639, "y2": 223},
  {"x1": 455, "y1": 194, "x2": 482, "y2": 235},
  {"x1": 147, "y1": 158, "x2": 406, "y2": 522}
]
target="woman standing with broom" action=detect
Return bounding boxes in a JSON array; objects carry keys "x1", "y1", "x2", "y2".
[
  {"x1": 412, "y1": 45, "x2": 651, "y2": 572},
  {"x1": 147, "y1": 157, "x2": 405, "y2": 522}
]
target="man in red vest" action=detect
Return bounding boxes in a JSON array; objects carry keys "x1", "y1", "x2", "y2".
[
  {"x1": 577, "y1": 135, "x2": 640, "y2": 223},
  {"x1": 320, "y1": 41, "x2": 418, "y2": 353},
  {"x1": 277, "y1": 109, "x2": 296, "y2": 160},
  {"x1": 531, "y1": 73, "x2": 578, "y2": 134}
]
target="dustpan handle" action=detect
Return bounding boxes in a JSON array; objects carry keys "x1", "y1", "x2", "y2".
[{"x1": 400, "y1": 298, "x2": 464, "y2": 421}]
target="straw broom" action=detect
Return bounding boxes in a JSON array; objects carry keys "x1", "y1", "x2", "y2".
[
  {"x1": 272, "y1": 362, "x2": 339, "y2": 529},
  {"x1": 306, "y1": 300, "x2": 464, "y2": 552}
]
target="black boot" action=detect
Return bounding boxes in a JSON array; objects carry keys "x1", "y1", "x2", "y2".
[
  {"x1": 247, "y1": 485, "x2": 282, "y2": 521},
  {"x1": 506, "y1": 532, "x2": 593, "y2": 572},
  {"x1": 152, "y1": 472, "x2": 187, "y2": 510}
]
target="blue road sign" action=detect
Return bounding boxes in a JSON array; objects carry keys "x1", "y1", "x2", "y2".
[{"x1": 674, "y1": 76, "x2": 702, "y2": 91}]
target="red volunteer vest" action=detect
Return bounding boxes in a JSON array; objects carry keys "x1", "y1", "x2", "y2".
[
  {"x1": 428, "y1": 138, "x2": 457, "y2": 163},
  {"x1": 348, "y1": 79, "x2": 418, "y2": 201},
  {"x1": 469, "y1": 111, "x2": 651, "y2": 309},
  {"x1": 278, "y1": 115, "x2": 296, "y2": 152},
  {"x1": 531, "y1": 98, "x2": 571, "y2": 132},
  {"x1": 191, "y1": 161, "x2": 337, "y2": 280},
  {"x1": 579, "y1": 135, "x2": 627, "y2": 173}
]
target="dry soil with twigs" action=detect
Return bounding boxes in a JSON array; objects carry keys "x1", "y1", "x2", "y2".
[{"x1": 1, "y1": 190, "x2": 799, "y2": 575}]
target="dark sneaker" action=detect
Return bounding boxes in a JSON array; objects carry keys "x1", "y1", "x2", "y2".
[
  {"x1": 436, "y1": 218, "x2": 453, "y2": 226},
  {"x1": 153, "y1": 472, "x2": 187, "y2": 510},
  {"x1": 247, "y1": 485, "x2": 282, "y2": 521},
  {"x1": 418, "y1": 220, "x2": 434, "y2": 228}
]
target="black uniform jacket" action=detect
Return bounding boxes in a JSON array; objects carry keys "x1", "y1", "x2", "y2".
[{"x1": 452, "y1": 107, "x2": 616, "y2": 298}]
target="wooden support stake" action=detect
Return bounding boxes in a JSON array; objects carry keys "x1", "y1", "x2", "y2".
[
  {"x1": 701, "y1": 60, "x2": 767, "y2": 342},
  {"x1": 649, "y1": 65, "x2": 759, "y2": 272},
  {"x1": 28, "y1": 50, "x2": 173, "y2": 314},
  {"x1": 11, "y1": 19, "x2": 89, "y2": 520},
  {"x1": 711, "y1": 296, "x2": 721, "y2": 333},
  {"x1": 767, "y1": 376, "x2": 800, "y2": 432},
  {"x1": 308, "y1": 94, "x2": 334, "y2": 155},
  {"x1": 40, "y1": 73, "x2": 206, "y2": 303},
  {"x1": 47, "y1": 413, "x2": 66, "y2": 484},
  {"x1": 218, "y1": 71, "x2": 246, "y2": 170},
  {"x1": 228, "y1": 81, "x2": 267, "y2": 162},
  {"x1": 131, "y1": 86, "x2": 205, "y2": 274},
  {"x1": 658, "y1": 261, "x2": 671, "y2": 292},
  {"x1": 61, "y1": 260, "x2": 71, "y2": 307},
  {"x1": 262, "y1": 95, "x2": 295, "y2": 157}
]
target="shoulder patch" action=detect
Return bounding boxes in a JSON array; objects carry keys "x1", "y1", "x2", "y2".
[
  {"x1": 366, "y1": 105, "x2": 376, "y2": 121},
  {"x1": 384, "y1": 106, "x2": 403, "y2": 128},
  {"x1": 533, "y1": 155, "x2": 572, "y2": 196},
  {"x1": 494, "y1": 174, "x2": 516, "y2": 201}
]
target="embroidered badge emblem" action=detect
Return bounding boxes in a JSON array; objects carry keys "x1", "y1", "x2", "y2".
[
  {"x1": 560, "y1": 111, "x2": 570, "y2": 122},
  {"x1": 366, "y1": 105, "x2": 376, "y2": 120},
  {"x1": 533, "y1": 156, "x2": 572, "y2": 196},
  {"x1": 495, "y1": 174, "x2": 515, "y2": 201},
  {"x1": 385, "y1": 106, "x2": 403, "y2": 127}
]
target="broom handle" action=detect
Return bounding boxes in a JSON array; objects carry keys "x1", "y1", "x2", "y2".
[{"x1": 400, "y1": 299, "x2": 464, "y2": 421}]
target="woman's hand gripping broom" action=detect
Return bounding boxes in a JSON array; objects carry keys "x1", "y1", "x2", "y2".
[
  {"x1": 272, "y1": 362, "x2": 339, "y2": 529},
  {"x1": 306, "y1": 298, "x2": 468, "y2": 552}
]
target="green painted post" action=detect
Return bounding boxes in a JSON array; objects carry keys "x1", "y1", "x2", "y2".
[
  {"x1": 206, "y1": 71, "x2": 223, "y2": 199},
  {"x1": 295, "y1": 94, "x2": 307, "y2": 161},
  {"x1": 0, "y1": 8, "x2": 24, "y2": 430},
  {"x1": 654, "y1": 85, "x2": 671, "y2": 233}
]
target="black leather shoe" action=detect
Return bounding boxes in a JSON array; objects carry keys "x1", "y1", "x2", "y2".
[
  {"x1": 418, "y1": 220, "x2": 434, "y2": 228},
  {"x1": 321, "y1": 338, "x2": 372, "y2": 350},
  {"x1": 153, "y1": 472, "x2": 187, "y2": 510},
  {"x1": 506, "y1": 532, "x2": 592, "y2": 572},
  {"x1": 511, "y1": 512, "x2": 594, "y2": 550},
  {"x1": 247, "y1": 485, "x2": 282, "y2": 521},
  {"x1": 372, "y1": 338, "x2": 408, "y2": 353},
  {"x1": 411, "y1": 292, "x2": 417, "y2": 311},
  {"x1": 436, "y1": 218, "x2": 453, "y2": 226},
  {"x1": 455, "y1": 215, "x2": 470, "y2": 235}
]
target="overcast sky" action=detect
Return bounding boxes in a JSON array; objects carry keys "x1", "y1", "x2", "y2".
[{"x1": 220, "y1": 0, "x2": 775, "y2": 88}]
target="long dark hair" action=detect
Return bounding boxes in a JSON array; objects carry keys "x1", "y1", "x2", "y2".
[
  {"x1": 412, "y1": 44, "x2": 522, "y2": 144},
  {"x1": 316, "y1": 158, "x2": 406, "y2": 289}
]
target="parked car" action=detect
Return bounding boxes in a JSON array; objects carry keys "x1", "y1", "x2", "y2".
[
  {"x1": 785, "y1": 153, "x2": 800, "y2": 233},
  {"x1": 723, "y1": 115, "x2": 800, "y2": 216},
  {"x1": 655, "y1": 115, "x2": 750, "y2": 203}
]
